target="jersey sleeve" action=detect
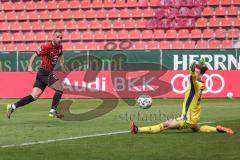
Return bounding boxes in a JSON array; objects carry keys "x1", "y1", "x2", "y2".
[
  {"x1": 190, "y1": 71, "x2": 198, "y2": 88},
  {"x1": 36, "y1": 45, "x2": 48, "y2": 56}
]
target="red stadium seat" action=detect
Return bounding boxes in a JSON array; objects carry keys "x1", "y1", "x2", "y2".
[
  {"x1": 92, "y1": 0, "x2": 103, "y2": 9},
  {"x1": 132, "y1": 8, "x2": 143, "y2": 18},
  {"x1": 27, "y1": 11, "x2": 39, "y2": 21},
  {"x1": 73, "y1": 10, "x2": 84, "y2": 19},
  {"x1": 3, "y1": 1, "x2": 14, "y2": 11},
  {"x1": 106, "y1": 30, "x2": 118, "y2": 39},
  {"x1": 36, "y1": 32, "x2": 47, "y2": 41},
  {"x1": 146, "y1": 41, "x2": 159, "y2": 49},
  {"x1": 196, "y1": 18, "x2": 208, "y2": 28},
  {"x1": 25, "y1": 32, "x2": 35, "y2": 41},
  {"x1": 36, "y1": 1, "x2": 46, "y2": 10},
  {"x1": 166, "y1": 30, "x2": 177, "y2": 39},
  {"x1": 215, "y1": 28, "x2": 227, "y2": 39},
  {"x1": 203, "y1": 29, "x2": 214, "y2": 39},
  {"x1": 16, "y1": 43, "x2": 27, "y2": 51},
  {"x1": 77, "y1": 20, "x2": 88, "y2": 30},
  {"x1": 21, "y1": 21, "x2": 32, "y2": 31},
  {"x1": 55, "y1": 20, "x2": 65, "y2": 30},
  {"x1": 9, "y1": 21, "x2": 21, "y2": 31},
  {"x1": 190, "y1": 29, "x2": 202, "y2": 39},
  {"x1": 178, "y1": 29, "x2": 189, "y2": 39},
  {"x1": 47, "y1": 0, "x2": 58, "y2": 10},
  {"x1": 25, "y1": 1, "x2": 36, "y2": 10},
  {"x1": 108, "y1": 9, "x2": 119, "y2": 19},
  {"x1": 208, "y1": 0, "x2": 219, "y2": 6},
  {"x1": 63, "y1": 42, "x2": 74, "y2": 51},
  {"x1": 17, "y1": 11, "x2": 28, "y2": 21},
  {"x1": 227, "y1": 29, "x2": 239, "y2": 38},
  {"x1": 43, "y1": 20, "x2": 54, "y2": 31},
  {"x1": 221, "y1": 0, "x2": 232, "y2": 6},
  {"x1": 209, "y1": 40, "x2": 220, "y2": 49},
  {"x1": 6, "y1": 11, "x2": 17, "y2": 21},
  {"x1": 86, "y1": 42, "x2": 98, "y2": 50},
  {"x1": 0, "y1": 12, "x2": 6, "y2": 21},
  {"x1": 65, "y1": 20, "x2": 77, "y2": 30},
  {"x1": 62, "y1": 10, "x2": 73, "y2": 19},
  {"x1": 85, "y1": 10, "x2": 96, "y2": 19},
  {"x1": 143, "y1": 8, "x2": 155, "y2": 17},
  {"x1": 75, "y1": 42, "x2": 87, "y2": 50},
  {"x1": 142, "y1": 30, "x2": 153, "y2": 39},
  {"x1": 227, "y1": 6, "x2": 238, "y2": 16},
  {"x1": 59, "y1": 0, "x2": 69, "y2": 9},
  {"x1": 125, "y1": 19, "x2": 135, "y2": 29},
  {"x1": 0, "y1": 43, "x2": 5, "y2": 51},
  {"x1": 101, "y1": 20, "x2": 112, "y2": 30},
  {"x1": 0, "y1": 22, "x2": 9, "y2": 31},
  {"x1": 47, "y1": 32, "x2": 53, "y2": 40},
  {"x1": 113, "y1": 19, "x2": 124, "y2": 29},
  {"x1": 120, "y1": 8, "x2": 131, "y2": 19},
  {"x1": 134, "y1": 41, "x2": 146, "y2": 50},
  {"x1": 129, "y1": 30, "x2": 141, "y2": 39},
  {"x1": 104, "y1": 0, "x2": 114, "y2": 8},
  {"x1": 62, "y1": 31, "x2": 70, "y2": 41},
  {"x1": 90, "y1": 20, "x2": 101, "y2": 30},
  {"x1": 116, "y1": 0, "x2": 126, "y2": 8},
  {"x1": 138, "y1": 0, "x2": 148, "y2": 8},
  {"x1": 94, "y1": 30, "x2": 105, "y2": 40},
  {"x1": 209, "y1": 18, "x2": 220, "y2": 27},
  {"x1": 118, "y1": 30, "x2": 129, "y2": 39},
  {"x1": 28, "y1": 43, "x2": 38, "y2": 51},
  {"x1": 215, "y1": 7, "x2": 227, "y2": 16},
  {"x1": 96, "y1": 9, "x2": 107, "y2": 19},
  {"x1": 32, "y1": 21, "x2": 43, "y2": 30},
  {"x1": 233, "y1": 18, "x2": 240, "y2": 27},
  {"x1": 221, "y1": 17, "x2": 233, "y2": 27},
  {"x1": 5, "y1": 43, "x2": 16, "y2": 51},
  {"x1": 202, "y1": 7, "x2": 214, "y2": 16},
  {"x1": 70, "y1": 0, "x2": 80, "y2": 9},
  {"x1": 150, "y1": 0, "x2": 160, "y2": 7},
  {"x1": 196, "y1": 40, "x2": 207, "y2": 49},
  {"x1": 153, "y1": 29, "x2": 165, "y2": 39},
  {"x1": 233, "y1": 0, "x2": 240, "y2": 5},
  {"x1": 82, "y1": 31, "x2": 94, "y2": 40},
  {"x1": 2, "y1": 32, "x2": 13, "y2": 42},
  {"x1": 13, "y1": 32, "x2": 24, "y2": 42},
  {"x1": 222, "y1": 40, "x2": 232, "y2": 48},
  {"x1": 81, "y1": 0, "x2": 91, "y2": 9},
  {"x1": 159, "y1": 41, "x2": 171, "y2": 49},
  {"x1": 172, "y1": 41, "x2": 183, "y2": 49},
  {"x1": 14, "y1": 1, "x2": 25, "y2": 11},
  {"x1": 127, "y1": 0, "x2": 137, "y2": 8},
  {"x1": 184, "y1": 40, "x2": 196, "y2": 49},
  {"x1": 51, "y1": 10, "x2": 62, "y2": 20},
  {"x1": 39, "y1": 10, "x2": 50, "y2": 20},
  {"x1": 137, "y1": 19, "x2": 147, "y2": 29},
  {"x1": 70, "y1": 31, "x2": 81, "y2": 41}
]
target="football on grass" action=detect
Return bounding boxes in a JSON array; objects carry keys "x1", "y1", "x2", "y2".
[{"x1": 137, "y1": 95, "x2": 152, "y2": 109}]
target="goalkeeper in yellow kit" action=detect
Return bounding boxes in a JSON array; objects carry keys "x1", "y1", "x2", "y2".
[{"x1": 130, "y1": 60, "x2": 234, "y2": 135}]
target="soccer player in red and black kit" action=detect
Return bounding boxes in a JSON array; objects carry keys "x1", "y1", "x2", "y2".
[{"x1": 7, "y1": 31, "x2": 68, "y2": 119}]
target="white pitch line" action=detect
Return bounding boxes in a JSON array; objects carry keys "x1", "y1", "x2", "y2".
[
  {"x1": 0, "y1": 130, "x2": 130, "y2": 148},
  {"x1": 0, "y1": 121, "x2": 215, "y2": 148}
]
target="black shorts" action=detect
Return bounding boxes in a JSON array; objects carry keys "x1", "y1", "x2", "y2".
[{"x1": 33, "y1": 68, "x2": 59, "y2": 91}]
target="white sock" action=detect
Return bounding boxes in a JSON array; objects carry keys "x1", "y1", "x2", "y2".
[
  {"x1": 50, "y1": 109, "x2": 56, "y2": 113},
  {"x1": 11, "y1": 104, "x2": 16, "y2": 110}
]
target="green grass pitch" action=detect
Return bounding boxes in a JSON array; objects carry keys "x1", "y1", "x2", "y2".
[{"x1": 0, "y1": 98, "x2": 239, "y2": 160}]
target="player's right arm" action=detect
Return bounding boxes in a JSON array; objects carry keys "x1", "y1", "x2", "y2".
[
  {"x1": 190, "y1": 62, "x2": 197, "y2": 84},
  {"x1": 27, "y1": 53, "x2": 38, "y2": 73}
]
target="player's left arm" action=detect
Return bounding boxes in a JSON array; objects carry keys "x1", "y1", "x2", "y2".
[
  {"x1": 190, "y1": 62, "x2": 197, "y2": 84},
  {"x1": 59, "y1": 55, "x2": 69, "y2": 73}
]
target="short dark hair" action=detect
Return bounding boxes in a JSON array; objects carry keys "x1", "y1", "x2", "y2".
[
  {"x1": 53, "y1": 30, "x2": 62, "y2": 35},
  {"x1": 196, "y1": 64, "x2": 208, "y2": 75}
]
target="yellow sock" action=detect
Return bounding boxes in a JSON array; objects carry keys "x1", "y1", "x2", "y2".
[
  {"x1": 200, "y1": 125, "x2": 217, "y2": 133},
  {"x1": 139, "y1": 123, "x2": 164, "y2": 133}
]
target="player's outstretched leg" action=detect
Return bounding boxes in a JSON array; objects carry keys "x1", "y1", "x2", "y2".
[
  {"x1": 199, "y1": 125, "x2": 234, "y2": 134},
  {"x1": 130, "y1": 119, "x2": 180, "y2": 134},
  {"x1": 7, "y1": 88, "x2": 42, "y2": 119}
]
